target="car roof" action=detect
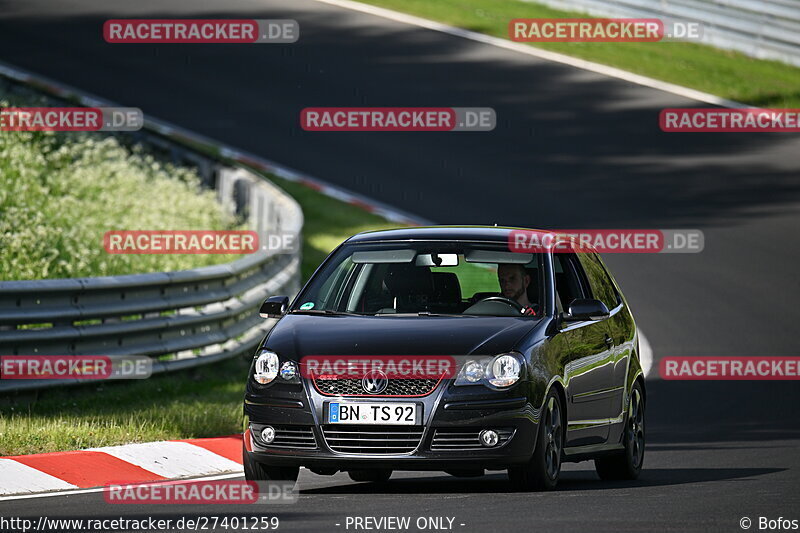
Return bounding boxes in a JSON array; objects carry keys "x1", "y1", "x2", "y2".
[{"x1": 346, "y1": 225, "x2": 549, "y2": 244}]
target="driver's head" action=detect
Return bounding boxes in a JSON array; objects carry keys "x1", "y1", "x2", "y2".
[{"x1": 497, "y1": 264, "x2": 530, "y2": 303}]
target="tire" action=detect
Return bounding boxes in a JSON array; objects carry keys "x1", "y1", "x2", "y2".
[
  {"x1": 348, "y1": 469, "x2": 392, "y2": 483},
  {"x1": 595, "y1": 380, "x2": 645, "y2": 481},
  {"x1": 243, "y1": 444, "x2": 299, "y2": 486},
  {"x1": 508, "y1": 389, "x2": 564, "y2": 491}
]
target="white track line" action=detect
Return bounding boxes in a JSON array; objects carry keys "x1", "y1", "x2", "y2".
[
  {"x1": 87, "y1": 442, "x2": 243, "y2": 479},
  {"x1": 313, "y1": 0, "x2": 662, "y2": 379},
  {"x1": 313, "y1": 0, "x2": 663, "y2": 377},
  {"x1": 0, "y1": 459, "x2": 78, "y2": 495},
  {"x1": 312, "y1": 0, "x2": 746, "y2": 108}
]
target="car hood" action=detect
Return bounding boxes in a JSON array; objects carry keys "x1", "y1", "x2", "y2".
[{"x1": 263, "y1": 314, "x2": 540, "y2": 357}]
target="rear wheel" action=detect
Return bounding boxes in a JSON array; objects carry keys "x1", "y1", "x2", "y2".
[
  {"x1": 595, "y1": 381, "x2": 645, "y2": 480},
  {"x1": 508, "y1": 389, "x2": 564, "y2": 491},
  {"x1": 348, "y1": 469, "x2": 392, "y2": 483}
]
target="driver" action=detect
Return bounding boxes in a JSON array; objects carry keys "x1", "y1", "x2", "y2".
[{"x1": 497, "y1": 263, "x2": 538, "y2": 316}]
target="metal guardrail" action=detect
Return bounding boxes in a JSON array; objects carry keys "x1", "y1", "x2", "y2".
[
  {"x1": 526, "y1": 0, "x2": 800, "y2": 67},
  {"x1": 0, "y1": 79, "x2": 304, "y2": 393}
]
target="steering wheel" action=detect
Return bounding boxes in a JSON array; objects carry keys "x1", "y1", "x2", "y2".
[{"x1": 475, "y1": 296, "x2": 525, "y2": 313}]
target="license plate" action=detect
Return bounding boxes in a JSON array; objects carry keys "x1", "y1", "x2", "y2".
[{"x1": 328, "y1": 402, "x2": 417, "y2": 425}]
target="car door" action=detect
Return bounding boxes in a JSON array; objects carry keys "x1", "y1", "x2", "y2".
[
  {"x1": 576, "y1": 252, "x2": 631, "y2": 427},
  {"x1": 554, "y1": 252, "x2": 615, "y2": 447}
]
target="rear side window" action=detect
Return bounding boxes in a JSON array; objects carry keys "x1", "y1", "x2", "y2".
[{"x1": 577, "y1": 253, "x2": 620, "y2": 311}]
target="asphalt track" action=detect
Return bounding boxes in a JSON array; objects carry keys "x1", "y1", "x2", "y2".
[{"x1": 1, "y1": 0, "x2": 800, "y2": 531}]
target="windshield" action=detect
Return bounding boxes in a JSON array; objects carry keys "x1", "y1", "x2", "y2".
[{"x1": 291, "y1": 241, "x2": 544, "y2": 317}]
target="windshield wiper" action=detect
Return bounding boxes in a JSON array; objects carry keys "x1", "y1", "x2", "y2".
[
  {"x1": 416, "y1": 311, "x2": 469, "y2": 317},
  {"x1": 372, "y1": 311, "x2": 470, "y2": 317},
  {"x1": 289, "y1": 309, "x2": 360, "y2": 316}
]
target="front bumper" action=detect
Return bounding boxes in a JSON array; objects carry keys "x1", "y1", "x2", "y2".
[{"x1": 243, "y1": 380, "x2": 539, "y2": 471}]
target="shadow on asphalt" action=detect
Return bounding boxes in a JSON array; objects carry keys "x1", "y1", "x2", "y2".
[
  {"x1": 646, "y1": 443, "x2": 798, "y2": 452},
  {"x1": 299, "y1": 467, "x2": 784, "y2": 495},
  {"x1": 2, "y1": 4, "x2": 800, "y2": 231}
]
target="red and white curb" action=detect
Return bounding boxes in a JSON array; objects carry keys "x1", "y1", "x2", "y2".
[{"x1": 0, "y1": 435, "x2": 243, "y2": 498}]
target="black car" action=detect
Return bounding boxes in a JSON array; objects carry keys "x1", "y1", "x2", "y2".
[{"x1": 243, "y1": 226, "x2": 645, "y2": 490}]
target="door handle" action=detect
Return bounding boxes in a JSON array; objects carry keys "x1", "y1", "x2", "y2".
[{"x1": 604, "y1": 335, "x2": 613, "y2": 347}]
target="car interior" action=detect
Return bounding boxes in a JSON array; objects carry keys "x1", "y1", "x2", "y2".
[{"x1": 353, "y1": 261, "x2": 542, "y2": 316}]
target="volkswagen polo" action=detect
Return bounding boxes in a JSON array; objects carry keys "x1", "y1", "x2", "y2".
[{"x1": 242, "y1": 226, "x2": 645, "y2": 490}]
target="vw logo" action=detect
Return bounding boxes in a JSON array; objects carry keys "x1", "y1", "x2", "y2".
[{"x1": 362, "y1": 370, "x2": 389, "y2": 394}]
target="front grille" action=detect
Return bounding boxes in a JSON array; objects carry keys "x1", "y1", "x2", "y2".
[
  {"x1": 255, "y1": 425, "x2": 317, "y2": 449},
  {"x1": 321, "y1": 425, "x2": 424, "y2": 454},
  {"x1": 313, "y1": 377, "x2": 440, "y2": 397},
  {"x1": 430, "y1": 428, "x2": 514, "y2": 450}
]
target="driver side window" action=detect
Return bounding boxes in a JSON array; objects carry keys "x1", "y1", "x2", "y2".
[{"x1": 553, "y1": 253, "x2": 590, "y2": 310}]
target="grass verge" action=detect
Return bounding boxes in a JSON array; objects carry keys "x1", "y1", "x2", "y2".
[
  {"x1": 268, "y1": 175, "x2": 400, "y2": 280},
  {"x1": 358, "y1": 0, "x2": 800, "y2": 107},
  {"x1": 0, "y1": 173, "x2": 403, "y2": 455},
  {"x1": 0, "y1": 358, "x2": 248, "y2": 456}
]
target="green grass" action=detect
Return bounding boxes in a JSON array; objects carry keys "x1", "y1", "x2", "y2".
[
  {"x1": 359, "y1": 0, "x2": 800, "y2": 107},
  {"x1": 0, "y1": 358, "x2": 249, "y2": 456},
  {"x1": 267, "y1": 175, "x2": 400, "y2": 280},
  {"x1": 0, "y1": 169, "x2": 405, "y2": 456}
]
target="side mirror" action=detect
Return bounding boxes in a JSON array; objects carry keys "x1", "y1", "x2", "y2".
[
  {"x1": 259, "y1": 296, "x2": 289, "y2": 318},
  {"x1": 563, "y1": 298, "x2": 609, "y2": 322}
]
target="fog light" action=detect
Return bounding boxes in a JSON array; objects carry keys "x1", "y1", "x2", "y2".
[
  {"x1": 261, "y1": 426, "x2": 276, "y2": 444},
  {"x1": 479, "y1": 429, "x2": 499, "y2": 447},
  {"x1": 280, "y1": 361, "x2": 297, "y2": 380}
]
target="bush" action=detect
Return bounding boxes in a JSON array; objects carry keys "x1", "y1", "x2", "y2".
[{"x1": 0, "y1": 112, "x2": 245, "y2": 280}]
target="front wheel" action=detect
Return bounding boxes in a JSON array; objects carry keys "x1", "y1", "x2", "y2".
[
  {"x1": 595, "y1": 380, "x2": 645, "y2": 480},
  {"x1": 243, "y1": 445, "x2": 299, "y2": 486},
  {"x1": 508, "y1": 389, "x2": 564, "y2": 491}
]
